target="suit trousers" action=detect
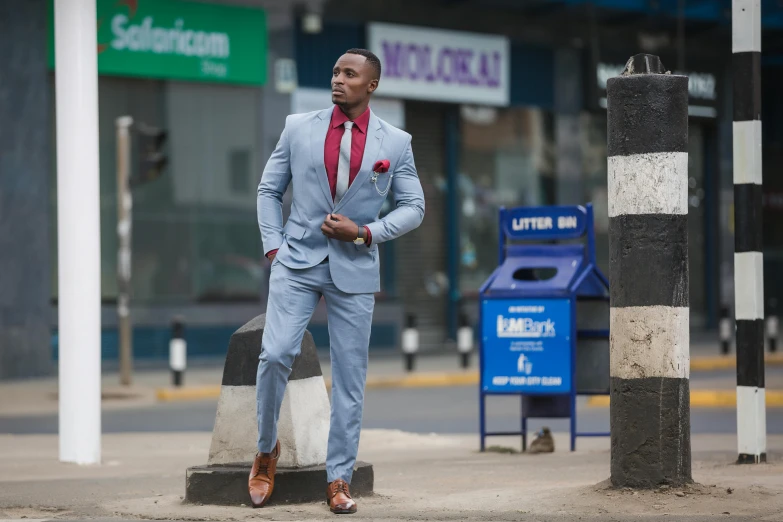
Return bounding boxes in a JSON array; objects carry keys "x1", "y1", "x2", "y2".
[{"x1": 256, "y1": 256, "x2": 374, "y2": 484}]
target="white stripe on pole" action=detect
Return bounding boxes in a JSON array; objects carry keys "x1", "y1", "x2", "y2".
[
  {"x1": 609, "y1": 306, "x2": 690, "y2": 380},
  {"x1": 457, "y1": 326, "x2": 473, "y2": 354},
  {"x1": 170, "y1": 339, "x2": 187, "y2": 372},
  {"x1": 736, "y1": 386, "x2": 767, "y2": 455},
  {"x1": 734, "y1": 252, "x2": 765, "y2": 321},
  {"x1": 607, "y1": 152, "x2": 689, "y2": 217},
  {"x1": 732, "y1": 0, "x2": 761, "y2": 54},
  {"x1": 55, "y1": 0, "x2": 102, "y2": 465},
  {"x1": 402, "y1": 328, "x2": 419, "y2": 354},
  {"x1": 732, "y1": 121, "x2": 762, "y2": 185}
]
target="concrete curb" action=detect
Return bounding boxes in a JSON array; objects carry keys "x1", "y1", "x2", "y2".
[
  {"x1": 155, "y1": 353, "x2": 783, "y2": 402},
  {"x1": 587, "y1": 390, "x2": 783, "y2": 408},
  {"x1": 690, "y1": 352, "x2": 783, "y2": 371},
  {"x1": 156, "y1": 371, "x2": 480, "y2": 401}
]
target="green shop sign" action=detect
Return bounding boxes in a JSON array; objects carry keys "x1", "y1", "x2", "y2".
[{"x1": 48, "y1": 0, "x2": 267, "y2": 85}]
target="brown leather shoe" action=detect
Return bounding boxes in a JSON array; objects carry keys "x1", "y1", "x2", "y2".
[
  {"x1": 248, "y1": 440, "x2": 280, "y2": 508},
  {"x1": 326, "y1": 479, "x2": 357, "y2": 514}
]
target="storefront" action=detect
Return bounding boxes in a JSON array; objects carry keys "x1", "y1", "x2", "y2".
[{"x1": 47, "y1": 0, "x2": 269, "y2": 358}]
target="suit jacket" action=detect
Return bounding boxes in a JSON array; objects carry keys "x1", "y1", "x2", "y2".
[{"x1": 257, "y1": 107, "x2": 425, "y2": 294}]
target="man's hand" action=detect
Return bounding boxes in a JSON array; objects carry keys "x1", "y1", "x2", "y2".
[
  {"x1": 321, "y1": 214, "x2": 360, "y2": 242},
  {"x1": 267, "y1": 252, "x2": 276, "y2": 261}
]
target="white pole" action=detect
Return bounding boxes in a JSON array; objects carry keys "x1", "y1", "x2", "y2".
[{"x1": 55, "y1": 0, "x2": 102, "y2": 465}]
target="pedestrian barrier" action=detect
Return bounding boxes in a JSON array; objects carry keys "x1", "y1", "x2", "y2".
[{"x1": 478, "y1": 204, "x2": 609, "y2": 452}]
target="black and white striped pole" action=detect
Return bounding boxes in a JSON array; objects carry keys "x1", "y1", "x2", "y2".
[
  {"x1": 720, "y1": 306, "x2": 732, "y2": 355},
  {"x1": 457, "y1": 312, "x2": 473, "y2": 369},
  {"x1": 402, "y1": 314, "x2": 419, "y2": 372},
  {"x1": 607, "y1": 54, "x2": 691, "y2": 487},
  {"x1": 169, "y1": 316, "x2": 186, "y2": 387},
  {"x1": 733, "y1": 0, "x2": 766, "y2": 464}
]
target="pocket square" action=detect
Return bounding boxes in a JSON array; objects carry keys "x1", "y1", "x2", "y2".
[{"x1": 373, "y1": 159, "x2": 390, "y2": 173}]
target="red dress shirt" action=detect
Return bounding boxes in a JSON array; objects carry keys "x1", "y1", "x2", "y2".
[
  {"x1": 266, "y1": 106, "x2": 372, "y2": 259},
  {"x1": 325, "y1": 105, "x2": 370, "y2": 200}
]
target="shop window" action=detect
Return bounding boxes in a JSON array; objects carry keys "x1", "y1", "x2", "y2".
[
  {"x1": 229, "y1": 149, "x2": 252, "y2": 195},
  {"x1": 49, "y1": 77, "x2": 262, "y2": 304},
  {"x1": 459, "y1": 107, "x2": 556, "y2": 294}
]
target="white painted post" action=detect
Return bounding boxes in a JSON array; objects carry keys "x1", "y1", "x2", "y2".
[
  {"x1": 401, "y1": 314, "x2": 419, "y2": 372},
  {"x1": 55, "y1": 0, "x2": 102, "y2": 465},
  {"x1": 457, "y1": 312, "x2": 473, "y2": 368}
]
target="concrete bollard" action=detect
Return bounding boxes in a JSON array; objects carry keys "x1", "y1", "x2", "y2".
[
  {"x1": 401, "y1": 314, "x2": 419, "y2": 372},
  {"x1": 607, "y1": 53, "x2": 691, "y2": 488},
  {"x1": 185, "y1": 314, "x2": 373, "y2": 506},
  {"x1": 767, "y1": 299, "x2": 778, "y2": 353},
  {"x1": 719, "y1": 306, "x2": 732, "y2": 355},
  {"x1": 169, "y1": 316, "x2": 186, "y2": 387},
  {"x1": 457, "y1": 312, "x2": 473, "y2": 369}
]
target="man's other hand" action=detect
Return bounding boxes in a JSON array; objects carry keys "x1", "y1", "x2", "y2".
[{"x1": 321, "y1": 214, "x2": 360, "y2": 242}]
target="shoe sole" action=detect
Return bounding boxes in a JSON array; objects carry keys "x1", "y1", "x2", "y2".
[
  {"x1": 330, "y1": 507, "x2": 357, "y2": 514},
  {"x1": 327, "y1": 497, "x2": 357, "y2": 514}
]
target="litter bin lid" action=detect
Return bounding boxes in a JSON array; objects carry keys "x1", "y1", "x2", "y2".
[{"x1": 485, "y1": 245, "x2": 584, "y2": 297}]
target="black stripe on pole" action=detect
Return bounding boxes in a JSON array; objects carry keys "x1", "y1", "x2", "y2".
[
  {"x1": 734, "y1": 184, "x2": 764, "y2": 253},
  {"x1": 609, "y1": 214, "x2": 689, "y2": 308},
  {"x1": 733, "y1": 52, "x2": 762, "y2": 122},
  {"x1": 610, "y1": 377, "x2": 691, "y2": 485},
  {"x1": 607, "y1": 78, "x2": 688, "y2": 157},
  {"x1": 736, "y1": 319, "x2": 765, "y2": 388},
  {"x1": 738, "y1": 452, "x2": 767, "y2": 464}
]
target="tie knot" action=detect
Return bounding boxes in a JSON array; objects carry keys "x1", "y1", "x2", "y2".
[{"x1": 344, "y1": 121, "x2": 354, "y2": 131}]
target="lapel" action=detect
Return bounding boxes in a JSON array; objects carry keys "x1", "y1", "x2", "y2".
[
  {"x1": 310, "y1": 108, "x2": 335, "y2": 207},
  {"x1": 334, "y1": 110, "x2": 384, "y2": 213}
]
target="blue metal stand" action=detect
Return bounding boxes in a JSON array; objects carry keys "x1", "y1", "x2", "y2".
[{"x1": 478, "y1": 204, "x2": 610, "y2": 452}]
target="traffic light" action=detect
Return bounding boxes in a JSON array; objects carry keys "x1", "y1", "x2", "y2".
[{"x1": 132, "y1": 123, "x2": 167, "y2": 187}]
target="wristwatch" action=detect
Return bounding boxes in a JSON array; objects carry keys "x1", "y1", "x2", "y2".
[{"x1": 353, "y1": 226, "x2": 365, "y2": 245}]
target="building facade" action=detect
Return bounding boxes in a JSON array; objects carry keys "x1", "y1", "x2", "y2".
[{"x1": 2, "y1": 0, "x2": 782, "y2": 378}]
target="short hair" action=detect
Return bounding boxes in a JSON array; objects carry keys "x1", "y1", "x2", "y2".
[{"x1": 345, "y1": 48, "x2": 381, "y2": 80}]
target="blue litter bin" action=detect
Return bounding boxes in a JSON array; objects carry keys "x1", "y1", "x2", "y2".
[{"x1": 478, "y1": 204, "x2": 609, "y2": 452}]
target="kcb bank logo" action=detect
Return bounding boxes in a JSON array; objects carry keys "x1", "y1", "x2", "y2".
[{"x1": 496, "y1": 315, "x2": 556, "y2": 338}]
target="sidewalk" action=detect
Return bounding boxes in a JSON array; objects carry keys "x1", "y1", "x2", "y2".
[
  {"x1": 1, "y1": 341, "x2": 782, "y2": 416},
  {"x1": 0, "y1": 430, "x2": 782, "y2": 521}
]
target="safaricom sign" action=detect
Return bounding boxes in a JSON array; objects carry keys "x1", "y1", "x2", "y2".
[
  {"x1": 368, "y1": 23, "x2": 510, "y2": 106},
  {"x1": 46, "y1": 0, "x2": 268, "y2": 85},
  {"x1": 111, "y1": 15, "x2": 230, "y2": 59}
]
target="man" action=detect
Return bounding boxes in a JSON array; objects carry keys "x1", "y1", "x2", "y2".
[{"x1": 250, "y1": 48, "x2": 425, "y2": 514}]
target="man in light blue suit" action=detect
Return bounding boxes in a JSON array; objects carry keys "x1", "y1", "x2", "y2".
[{"x1": 249, "y1": 49, "x2": 425, "y2": 514}]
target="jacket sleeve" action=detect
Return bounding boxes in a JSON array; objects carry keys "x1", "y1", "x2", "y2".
[
  {"x1": 257, "y1": 116, "x2": 293, "y2": 257},
  {"x1": 365, "y1": 136, "x2": 425, "y2": 244}
]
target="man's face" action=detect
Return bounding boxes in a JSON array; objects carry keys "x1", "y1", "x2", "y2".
[{"x1": 331, "y1": 54, "x2": 378, "y2": 108}]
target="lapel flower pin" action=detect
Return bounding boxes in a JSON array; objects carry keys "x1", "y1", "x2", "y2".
[
  {"x1": 372, "y1": 160, "x2": 390, "y2": 183},
  {"x1": 373, "y1": 159, "x2": 390, "y2": 173}
]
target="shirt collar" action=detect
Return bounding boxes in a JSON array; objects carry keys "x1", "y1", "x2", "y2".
[{"x1": 330, "y1": 105, "x2": 370, "y2": 134}]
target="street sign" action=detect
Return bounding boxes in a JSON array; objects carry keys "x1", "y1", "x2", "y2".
[
  {"x1": 502, "y1": 205, "x2": 587, "y2": 241},
  {"x1": 481, "y1": 298, "x2": 571, "y2": 394}
]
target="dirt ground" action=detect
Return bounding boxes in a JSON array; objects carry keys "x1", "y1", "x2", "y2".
[{"x1": 1, "y1": 430, "x2": 782, "y2": 521}]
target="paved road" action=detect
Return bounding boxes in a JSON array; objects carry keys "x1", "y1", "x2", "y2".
[{"x1": 1, "y1": 378, "x2": 781, "y2": 439}]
